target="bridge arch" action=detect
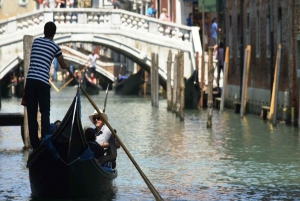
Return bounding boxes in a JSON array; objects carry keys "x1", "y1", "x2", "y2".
[
  {"x1": 54, "y1": 34, "x2": 167, "y2": 89},
  {"x1": 0, "y1": 8, "x2": 202, "y2": 90}
]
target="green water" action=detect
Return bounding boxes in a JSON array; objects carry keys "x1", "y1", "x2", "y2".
[{"x1": 0, "y1": 85, "x2": 300, "y2": 200}]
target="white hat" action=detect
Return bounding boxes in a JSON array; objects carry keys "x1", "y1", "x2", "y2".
[{"x1": 88, "y1": 110, "x2": 108, "y2": 124}]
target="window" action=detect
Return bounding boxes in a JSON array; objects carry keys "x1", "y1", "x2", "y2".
[
  {"x1": 277, "y1": 7, "x2": 282, "y2": 45},
  {"x1": 266, "y1": 16, "x2": 270, "y2": 57},
  {"x1": 19, "y1": 0, "x2": 28, "y2": 6},
  {"x1": 246, "y1": 12, "x2": 250, "y2": 45},
  {"x1": 256, "y1": 10, "x2": 260, "y2": 56}
]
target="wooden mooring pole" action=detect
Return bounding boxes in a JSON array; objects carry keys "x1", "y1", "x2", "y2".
[
  {"x1": 172, "y1": 54, "x2": 178, "y2": 112},
  {"x1": 177, "y1": 51, "x2": 185, "y2": 121},
  {"x1": 220, "y1": 47, "x2": 230, "y2": 111},
  {"x1": 269, "y1": 44, "x2": 282, "y2": 126},
  {"x1": 199, "y1": 51, "x2": 205, "y2": 108},
  {"x1": 23, "y1": 35, "x2": 34, "y2": 149},
  {"x1": 155, "y1": 54, "x2": 159, "y2": 108},
  {"x1": 166, "y1": 50, "x2": 172, "y2": 110},
  {"x1": 240, "y1": 48, "x2": 249, "y2": 117},
  {"x1": 207, "y1": 47, "x2": 214, "y2": 128},
  {"x1": 151, "y1": 53, "x2": 159, "y2": 108}
]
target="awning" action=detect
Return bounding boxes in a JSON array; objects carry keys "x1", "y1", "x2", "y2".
[{"x1": 198, "y1": 0, "x2": 217, "y2": 12}]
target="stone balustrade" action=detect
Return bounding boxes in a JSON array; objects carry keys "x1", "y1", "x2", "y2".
[{"x1": 0, "y1": 8, "x2": 193, "y2": 42}]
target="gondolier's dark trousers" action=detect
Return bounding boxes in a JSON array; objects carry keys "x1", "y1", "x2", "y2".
[
  {"x1": 25, "y1": 79, "x2": 50, "y2": 149},
  {"x1": 88, "y1": 67, "x2": 96, "y2": 76}
]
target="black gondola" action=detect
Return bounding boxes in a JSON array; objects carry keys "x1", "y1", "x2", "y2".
[
  {"x1": 114, "y1": 69, "x2": 144, "y2": 95},
  {"x1": 185, "y1": 70, "x2": 201, "y2": 109},
  {"x1": 26, "y1": 91, "x2": 117, "y2": 199},
  {"x1": 82, "y1": 75, "x2": 101, "y2": 95},
  {"x1": 14, "y1": 80, "x2": 24, "y2": 98}
]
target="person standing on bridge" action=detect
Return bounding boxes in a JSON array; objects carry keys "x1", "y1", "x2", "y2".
[
  {"x1": 86, "y1": 50, "x2": 99, "y2": 76},
  {"x1": 112, "y1": 0, "x2": 122, "y2": 9},
  {"x1": 25, "y1": 21, "x2": 68, "y2": 150},
  {"x1": 147, "y1": 3, "x2": 156, "y2": 18}
]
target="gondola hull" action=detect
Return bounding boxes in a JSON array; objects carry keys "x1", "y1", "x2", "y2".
[
  {"x1": 185, "y1": 70, "x2": 201, "y2": 109},
  {"x1": 28, "y1": 150, "x2": 116, "y2": 199},
  {"x1": 114, "y1": 70, "x2": 143, "y2": 95},
  {"x1": 27, "y1": 92, "x2": 117, "y2": 199},
  {"x1": 82, "y1": 76, "x2": 101, "y2": 95},
  {"x1": 14, "y1": 80, "x2": 24, "y2": 98}
]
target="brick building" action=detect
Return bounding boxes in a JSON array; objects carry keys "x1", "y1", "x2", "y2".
[{"x1": 224, "y1": 0, "x2": 300, "y2": 125}]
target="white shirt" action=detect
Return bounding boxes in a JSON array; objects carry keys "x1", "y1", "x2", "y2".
[
  {"x1": 48, "y1": 0, "x2": 56, "y2": 8},
  {"x1": 88, "y1": 54, "x2": 99, "y2": 68},
  {"x1": 159, "y1": 13, "x2": 169, "y2": 21},
  {"x1": 96, "y1": 125, "x2": 112, "y2": 145}
]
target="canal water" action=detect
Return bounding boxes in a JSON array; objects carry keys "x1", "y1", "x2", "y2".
[{"x1": 0, "y1": 86, "x2": 300, "y2": 200}]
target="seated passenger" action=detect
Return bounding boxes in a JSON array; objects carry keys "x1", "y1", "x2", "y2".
[
  {"x1": 86, "y1": 110, "x2": 120, "y2": 168},
  {"x1": 87, "y1": 72, "x2": 97, "y2": 85},
  {"x1": 49, "y1": 120, "x2": 62, "y2": 135},
  {"x1": 84, "y1": 127, "x2": 105, "y2": 159}
]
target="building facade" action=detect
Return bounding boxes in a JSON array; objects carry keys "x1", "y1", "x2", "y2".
[
  {"x1": 0, "y1": 0, "x2": 36, "y2": 21},
  {"x1": 225, "y1": 0, "x2": 300, "y2": 125}
]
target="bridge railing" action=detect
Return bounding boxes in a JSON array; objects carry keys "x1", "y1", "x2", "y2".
[{"x1": 0, "y1": 8, "x2": 194, "y2": 43}]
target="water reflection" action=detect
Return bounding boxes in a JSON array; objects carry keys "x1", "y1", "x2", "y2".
[
  {"x1": 0, "y1": 87, "x2": 300, "y2": 200},
  {"x1": 29, "y1": 188, "x2": 117, "y2": 201}
]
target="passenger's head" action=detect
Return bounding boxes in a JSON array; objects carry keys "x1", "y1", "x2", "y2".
[
  {"x1": 44, "y1": 21, "x2": 56, "y2": 38},
  {"x1": 54, "y1": 120, "x2": 61, "y2": 128},
  {"x1": 89, "y1": 110, "x2": 108, "y2": 128},
  {"x1": 85, "y1": 128, "x2": 96, "y2": 142}
]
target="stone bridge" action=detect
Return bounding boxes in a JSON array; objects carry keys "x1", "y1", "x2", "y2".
[{"x1": 0, "y1": 8, "x2": 202, "y2": 86}]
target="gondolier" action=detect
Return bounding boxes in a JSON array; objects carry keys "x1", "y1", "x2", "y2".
[
  {"x1": 24, "y1": 21, "x2": 68, "y2": 149},
  {"x1": 86, "y1": 50, "x2": 99, "y2": 76}
]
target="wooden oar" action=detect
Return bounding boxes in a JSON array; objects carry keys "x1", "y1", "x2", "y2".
[
  {"x1": 65, "y1": 67, "x2": 163, "y2": 201},
  {"x1": 49, "y1": 80, "x2": 59, "y2": 92},
  {"x1": 58, "y1": 65, "x2": 89, "y2": 92},
  {"x1": 103, "y1": 83, "x2": 110, "y2": 113}
]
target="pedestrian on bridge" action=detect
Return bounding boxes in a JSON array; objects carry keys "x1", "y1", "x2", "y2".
[
  {"x1": 147, "y1": 3, "x2": 157, "y2": 18},
  {"x1": 112, "y1": 0, "x2": 122, "y2": 9},
  {"x1": 24, "y1": 21, "x2": 68, "y2": 149}
]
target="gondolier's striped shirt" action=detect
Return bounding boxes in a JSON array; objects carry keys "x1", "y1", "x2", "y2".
[{"x1": 26, "y1": 37, "x2": 62, "y2": 85}]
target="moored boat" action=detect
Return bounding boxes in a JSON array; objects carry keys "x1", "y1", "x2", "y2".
[
  {"x1": 82, "y1": 75, "x2": 101, "y2": 95},
  {"x1": 14, "y1": 80, "x2": 24, "y2": 98},
  {"x1": 26, "y1": 91, "x2": 117, "y2": 199},
  {"x1": 114, "y1": 70, "x2": 144, "y2": 95},
  {"x1": 185, "y1": 69, "x2": 201, "y2": 109}
]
